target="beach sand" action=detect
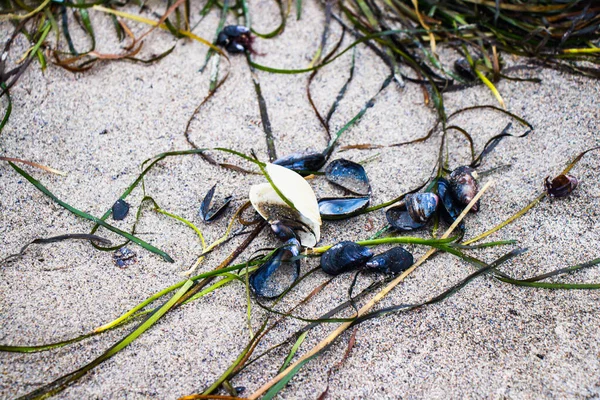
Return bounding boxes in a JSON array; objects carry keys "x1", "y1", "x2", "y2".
[{"x1": 1, "y1": 0, "x2": 600, "y2": 398}]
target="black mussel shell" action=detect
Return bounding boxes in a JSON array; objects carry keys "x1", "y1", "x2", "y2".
[
  {"x1": 226, "y1": 42, "x2": 245, "y2": 53},
  {"x1": 325, "y1": 159, "x2": 371, "y2": 196},
  {"x1": 454, "y1": 58, "x2": 477, "y2": 81},
  {"x1": 200, "y1": 184, "x2": 232, "y2": 222},
  {"x1": 221, "y1": 25, "x2": 250, "y2": 37},
  {"x1": 320, "y1": 241, "x2": 373, "y2": 275},
  {"x1": 405, "y1": 193, "x2": 439, "y2": 223},
  {"x1": 545, "y1": 174, "x2": 578, "y2": 198},
  {"x1": 270, "y1": 220, "x2": 297, "y2": 241},
  {"x1": 112, "y1": 199, "x2": 130, "y2": 221},
  {"x1": 217, "y1": 25, "x2": 252, "y2": 54},
  {"x1": 250, "y1": 238, "x2": 301, "y2": 298},
  {"x1": 438, "y1": 178, "x2": 465, "y2": 230},
  {"x1": 386, "y1": 204, "x2": 424, "y2": 231},
  {"x1": 273, "y1": 152, "x2": 326, "y2": 174},
  {"x1": 449, "y1": 166, "x2": 480, "y2": 212},
  {"x1": 365, "y1": 246, "x2": 414, "y2": 274},
  {"x1": 319, "y1": 196, "x2": 370, "y2": 220}
]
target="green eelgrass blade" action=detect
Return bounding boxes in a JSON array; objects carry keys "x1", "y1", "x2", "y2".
[
  {"x1": 247, "y1": 53, "x2": 277, "y2": 162},
  {"x1": 495, "y1": 280, "x2": 600, "y2": 290},
  {"x1": 311, "y1": 235, "x2": 457, "y2": 254},
  {"x1": 323, "y1": 74, "x2": 394, "y2": 158},
  {"x1": 519, "y1": 257, "x2": 600, "y2": 283},
  {"x1": 198, "y1": 0, "x2": 228, "y2": 73},
  {"x1": 353, "y1": 248, "x2": 526, "y2": 323},
  {"x1": 16, "y1": 280, "x2": 193, "y2": 400},
  {"x1": 251, "y1": 0, "x2": 287, "y2": 38},
  {"x1": 9, "y1": 162, "x2": 174, "y2": 262},
  {"x1": 30, "y1": 21, "x2": 52, "y2": 62},
  {"x1": 76, "y1": 0, "x2": 96, "y2": 53},
  {"x1": 278, "y1": 331, "x2": 308, "y2": 373},
  {"x1": 262, "y1": 353, "x2": 319, "y2": 400},
  {"x1": 450, "y1": 240, "x2": 517, "y2": 249},
  {"x1": 496, "y1": 257, "x2": 600, "y2": 289},
  {"x1": 0, "y1": 332, "x2": 99, "y2": 354},
  {"x1": 448, "y1": 244, "x2": 600, "y2": 290}
]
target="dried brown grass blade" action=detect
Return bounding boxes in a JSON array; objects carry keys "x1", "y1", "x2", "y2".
[{"x1": 0, "y1": 156, "x2": 66, "y2": 176}]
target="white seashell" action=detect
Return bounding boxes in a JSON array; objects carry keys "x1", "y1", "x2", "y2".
[{"x1": 249, "y1": 163, "x2": 321, "y2": 247}]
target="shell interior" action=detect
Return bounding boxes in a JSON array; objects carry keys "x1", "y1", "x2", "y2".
[{"x1": 325, "y1": 159, "x2": 371, "y2": 196}]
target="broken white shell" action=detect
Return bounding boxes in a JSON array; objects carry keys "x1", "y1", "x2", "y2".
[{"x1": 249, "y1": 163, "x2": 321, "y2": 247}]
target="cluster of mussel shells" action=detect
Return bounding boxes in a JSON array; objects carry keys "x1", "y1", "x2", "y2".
[
  {"x1": 247, "y1": 151, "x2": 376, "y2": 297},
  {"x1": 386, "y1": 166, "x2": 480, "y2": 232},
  {"x1": 246, "y1": 148, "x2": 484, "y2": 297},
  {"x1": 320, "y1": 241, "x2": 413, "y2": 276}
]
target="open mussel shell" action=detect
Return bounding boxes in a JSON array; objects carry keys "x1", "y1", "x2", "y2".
[
  {"x1": 318, "y1": 196, "x2": 370, "y2": 220},
  {"x1": 386, "y1": 204, "x2": 424, "y2": 231},
  {"x1": 449, "y1": 166, "x2": 480, "y2": 212},
  {"x1": 365, "y1": 246, "x2": 414, "y2": 274},
  {"x1": 320, "y1": 241, "x2": 373, "y2": 275},
  {"x1": 199, "y1": 184, "x2": 232, "y2": 222},
  {"x1": 250, "y1": 238, "x2": 301, "y2": 298},
  {"x1": 545, "y1": 174, "x2": 578, "y2": 198},
  {"x1": 386, "y1": 193, "x2": 438, "y2": 231},
  {"x1": 273, "y1": 152, "x2": 326, "y2": 174},
  {"x1": 437, "y1": 178, "x2": 464, "y2": 229},
  {"x1": 325, "y1": 159, "x2": 371, "y2": 196}
]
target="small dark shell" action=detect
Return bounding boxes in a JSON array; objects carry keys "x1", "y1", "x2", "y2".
[
  {"x1": 113, "y1": 247, "x2": 136, "y2": 268},
  {"x1": 454, "y1": 58, "x2": 477, "y2": 81},
  {"x1": 200, "y1": 184, "x2": 232, "y2": 222},
  {"x1": 112, "y1": 199, "x2": 130, "y2": 221},
  {"x1": 216, "y1": 31, "x2": 229, "y2": 47},
  {"x1": 250, "y1": 238, "x2": 301, "y2": 298},
  {"x1": 222, "y1": 25, "x2": 250, "y2": 37},
  {"x1": 545, "y1": 174, "x2": 578, "y2": 198},
  {"x1": 226, "y1": 42, "x2": 245, "y2": 53},
  {"x1": 437, "y1": 178, "x2": 465, "y2": 230},
  {"x1": 320, "y1": 241, "x2": 373, "y2": 275},
  {"x1": 406, "y1": 193, "x2": 439, "y2": 223},
  {"x1": 273, "y1": 152, "x2": 326, "y2": 174},
  {"x1": 319, "y1": 197, "x2": 370, "y2": 220},
  {"x1": 365, "y1": 246, "x2": 414, "y2": 274},
  {"x1": 270, "y1": 220, "x2": 297, "y2": 242},
  {"x1": 325, "y1": 159, "x2": 371, "y2": 196},
  {"x1": 386, "y1": 204, "x2": 424, "y2": 231},
  {"x1": 449, "y1": 166, "x2": 480, "y2": 212}
]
